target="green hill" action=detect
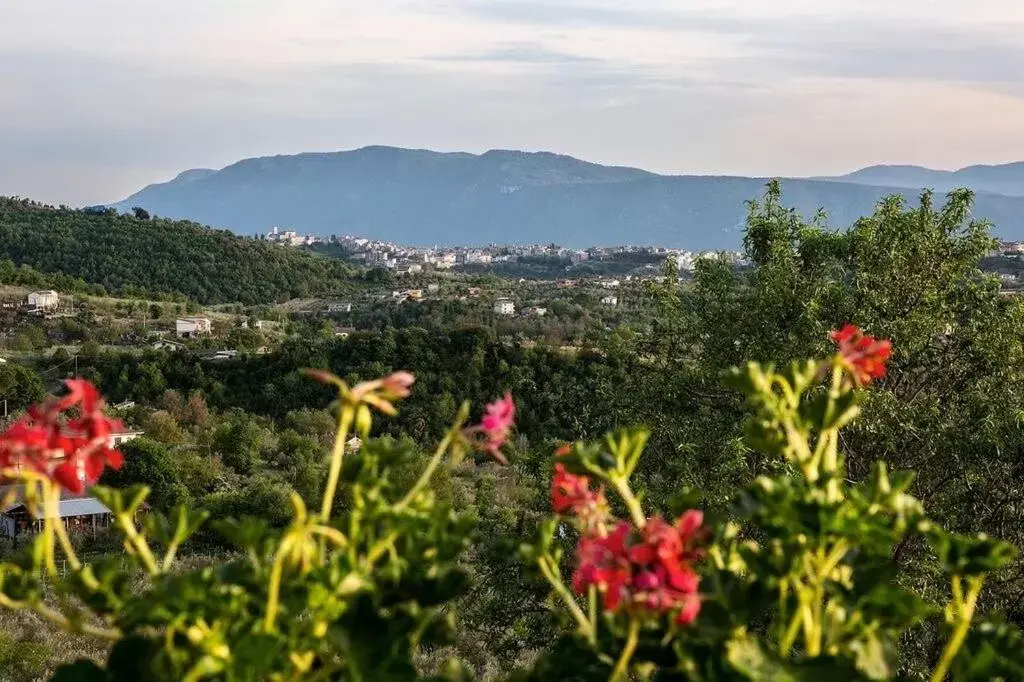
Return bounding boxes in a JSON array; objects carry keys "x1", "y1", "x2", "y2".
[{"x1": 0, "y1": 198, "x2": 356, "y2": 304}]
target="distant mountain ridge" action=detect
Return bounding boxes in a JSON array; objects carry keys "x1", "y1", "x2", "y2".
[
  {"x1": 818, "y1": 161, "x2": 1024, "y2": 198},
  {"x1": 112, "y1": 147, "x2": 1024, "y2": 249}
]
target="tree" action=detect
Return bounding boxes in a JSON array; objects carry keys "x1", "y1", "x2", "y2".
[
  {"x1": 132, "y1": 207, "x2": 151, "y2": 220},
  {"x1": 0, "y1": 364, "x2": 45, "y2": 412},
  {"x1": 100, "y1": 438, "x2": 190, "y2": 510}
]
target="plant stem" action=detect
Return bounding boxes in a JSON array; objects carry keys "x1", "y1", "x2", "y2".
[
  {"x1": 115, "y1": 513, "x2": 161, "y2": 576},
  {"x1": 42, "y1": 484, "x2": 58, "y2": 577},
  {"x1": 263, "y1": 536, "x2": 293, "y2": 632},
  {"x1": 0, "y1": 590, "x2": 120, "y2": 640},
  {"x1": 780, "y1": 600, "x2": 804, "y2": 657},
  {"x1": 611, "y1": 618, "x2": 640, "y2": 682},
  {"x1": 394, "y1": 430, "x2": 454, "y2": 511},
  {"x1": 930, "y1": 576, "x2": 983, "y2": 682},
  {"x1": 320, "y1": 406, "x2": 354, "y2": 522},
  {"x1": 364, "y1": 531, "x2": 400, "y2": 567},
  {"x1": 538, "y1": 556, "x2": 595, "y2": 643},
  {"x1": 611, "y1": 477, "x2": 647, "y2": 529},
  {"x1": 33, "y1": 601, "x2": 122, "y2": 640}
]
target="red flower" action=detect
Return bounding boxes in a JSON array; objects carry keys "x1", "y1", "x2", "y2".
[
  {"x1": 573, "y1": 521, "x2": 632, "y2": 610},
  {"x1": 464, "y1": 394, "x2": 516, "y2": 464},
  {"x1": 830, "y1": 324, "x2": 892, "y2": 385},
  {"x1": 675, "y1": 593, "x2": 701, "y2": 625},
  {"x1": 551, "y1": 464, "x2": 608, "y2": 530},
  {"x1": 551, "y1": 464, "x2": 603, "y2": 513},
  {"x1": 0, "y1": 379, "x2": 124, "y2": 494},
  {"x1": 570, "y1": 510, "x2": 705, "y2": 626}
]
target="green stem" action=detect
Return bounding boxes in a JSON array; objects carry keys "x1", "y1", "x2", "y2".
[
  {"x1": 263, "y1": 536, "x2": 293, "y2": 632},
  {"x1": 930, "y1": 577, "x2": 983, "y2": 682},
  {"x1": 780, "y1": 599, "x2": 804, "y2": 657},
  {"x1": 42, "y1": 485, "x2": 58, "y2": 577},
  {"x1": 320, "y1": 407, "x2": 354, "y2": 522},
  {"x1": 394, "y1": 430, "x2": 455, "y2": 511},
  {"x1": 808, "y1": 581, "x2": 824, "y2": 656},
  {"x1": 33, "y1": 600, "x2": 122, "y2": 640},
  {"x1": 115, "y1": 512, "x2": 161, "y2": 576},
  {"x1": 0, "y1": 589, "x2": 120, "y2": 640},
  {"x1": 364, "y1": 531, "x2": 399, "y2": 567},
  {"x1": 538, "y1": 556, "x2": 595, "y2": 643},
  {"x1": 611, "y1": 477, "x2": 647, "y2": 529},
  {"x1": 611, "y1": 618, "x2": 641, "y2": 682}
]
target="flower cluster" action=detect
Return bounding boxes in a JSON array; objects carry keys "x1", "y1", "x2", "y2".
[
  {"x1": 464, "y1": 393, "x2": 516, "y2": 464},
  {"x1": 571, "y1": 513, "x2": 703, "y2": 625},
  {"x1": 0, "y1": 379, "x2": 124, "y2": 494},
  {"x1": 551, "y1": 459, "x2": 704, "y2": 626},
  {"x1": 551, "y1": 462, "x2": 607, "y2": 530},
  {"x1": 830, "y1": 324, "x2": 892, "y2": 385}
]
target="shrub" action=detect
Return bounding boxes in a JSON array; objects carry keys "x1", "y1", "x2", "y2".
[{"x1": 0, "y1": 329, "x2": 1019, "y2": 680}]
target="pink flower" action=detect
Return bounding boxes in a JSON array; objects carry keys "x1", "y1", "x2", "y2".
[
  {"x1": 379, "y1": 371, "x2": 415, "y2": 399},
  {"x1": 464, "y1": 394, "x2": 516, "y2": 464}
]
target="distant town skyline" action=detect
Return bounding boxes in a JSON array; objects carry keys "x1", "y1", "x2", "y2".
[{"x1": 2, "y1": 0, "x2": 1023, "y2": 206}]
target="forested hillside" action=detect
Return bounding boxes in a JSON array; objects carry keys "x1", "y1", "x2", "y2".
[{"x1": 0, "y1": 198, "x2": 357, "y2": 304}]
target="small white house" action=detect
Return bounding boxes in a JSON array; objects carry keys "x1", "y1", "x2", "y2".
[
  {"x1": 601, "y1": 295, "x2": 619, "y2": 307},
  {"x1": 176, "y1": 317, "x2": 212, "y2": 339},
  {"x1": 494, "y1": 298, "x2": 515, "y2": 316},
  {"x1": 108, "y1": 430, "x2": 144, "y2": 448},
  {"x1": 27, "y1": 290, "x2": 59, "y2": 311}
]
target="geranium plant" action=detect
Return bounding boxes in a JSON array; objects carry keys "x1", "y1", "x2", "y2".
[
  {"x1": 0, "y1": 371, "x2": 513, "y2": 681},
  {"x1": 521, "y1": 325, "x2": 1021, "y2": 681},
  {"x1": 0, "y1": 327, "x2": 1020, "y2": 681}
]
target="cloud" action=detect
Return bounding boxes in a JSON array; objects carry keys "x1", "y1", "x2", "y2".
[
  {"x1": 429, "y1": 42, "x2": 601, "y2": 64},
  {"x1": 1, "y1": 0, "x2": 1023, "y2": 206}
]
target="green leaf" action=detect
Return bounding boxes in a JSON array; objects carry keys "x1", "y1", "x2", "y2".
[
  {"x1": 802, "y1": 390, "x2": 860, "y2": 431},
  {"x1": 925, "y1": 526, "x2": 1019, "y2": 576}
]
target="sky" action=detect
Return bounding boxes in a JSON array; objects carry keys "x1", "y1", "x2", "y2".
[{"x1": 2, "y1": 0, "x2": 1024, "y2": 206}]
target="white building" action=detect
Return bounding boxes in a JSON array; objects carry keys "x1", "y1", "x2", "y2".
[
  {"x1": 109, "y1": 430, "x2": 144, "y2": 447},
  {"x1": 494, "y1": 298, "x2": 515, "y2": 316},
  {"x1": 601, "y1": 296, "x2": 619, "y2": 307},
  {"x1": 27, "y1": 290, "x2": 59, "y2": 311},
  {"x1": 176, "y1": 317, "x2": 212, "y2": 338}
]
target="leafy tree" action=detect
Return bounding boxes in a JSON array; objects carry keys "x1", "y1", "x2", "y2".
[
  {"x1": 100, "y1": 438, "x2": 190, "y2": 510},
  {"x1": 0, "y1": 363, "x2": 45, "y2": 411}
]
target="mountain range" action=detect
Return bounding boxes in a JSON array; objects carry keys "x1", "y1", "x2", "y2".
[{"x1": 111, "y1": 147, "x2": 1024, "y2": 250}]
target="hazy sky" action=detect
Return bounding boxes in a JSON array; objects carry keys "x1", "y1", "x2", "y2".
[{"x1": 3, "y1": 0, "x2": 1024, "y2": 205}]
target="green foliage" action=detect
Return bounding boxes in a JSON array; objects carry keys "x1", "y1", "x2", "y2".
[
  {"x1": 0, "y1": 197, "x2": 358, "y2": 304},
  {"x1": 99, "y1": 438, "x2": 191, "y2": 511},
  {"x1": 0, "y1": 363, "x2": 46, "y2": 411},
  {"x1": 525, "y1": 352, "x2": 1020, "y2": 681}
]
